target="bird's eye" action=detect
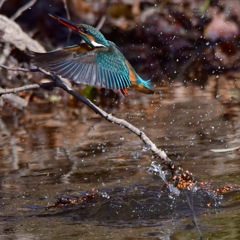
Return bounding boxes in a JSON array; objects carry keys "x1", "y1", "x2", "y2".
[{"x1": 79, "y1": 26, "x2": 88, "y2": 34}]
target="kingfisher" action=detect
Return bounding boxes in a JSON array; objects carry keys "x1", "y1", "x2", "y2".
[{"x1": 30, "y1": 14, "x2": 154, "y2": 95}]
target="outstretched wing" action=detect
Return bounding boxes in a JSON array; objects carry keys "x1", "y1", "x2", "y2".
[{"x1": 30, "y1": 43, "x2": 131, "y2": 90}]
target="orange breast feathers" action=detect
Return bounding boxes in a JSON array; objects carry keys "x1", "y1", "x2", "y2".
[{"x1": 124, "y1": 60, "x2": 137, "y2": 84}]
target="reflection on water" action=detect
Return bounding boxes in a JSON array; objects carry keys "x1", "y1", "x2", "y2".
[{"x1": 0, "y1": 75, "x2": 239, "y2": 239}]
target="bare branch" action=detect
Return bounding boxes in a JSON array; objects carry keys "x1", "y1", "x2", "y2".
[
  {"x1": 0, "y1": 84, "x2": 40, "y2": 96},
  {"x1": 0, "y1": 80, "x2": 173, "y2": 168},
  {"x1": 0, "y1": 0, "x2": 6, "y2": 9},
  {"x1": 11, "y1": 0, "x2": 37, "y2": 21},
  {"x1": 0, "y1": 89, "x2": 28, "y2": 108},
  {"x1": 62, "y1": 0, "x2": 70, "y2": 21},
  {"x1": 0, "y1": 14, "x2": 45, "y2": 52},
  {"x1": 0, "y1": 64, "x2": 173, "y2": 169},
  {"x1": 0, "y1": 64, "x2": 190, "y2": 191},
  {"x1": 62, "y1": 0, "x2": 72, "y2": 43},
  {"x1": 0, "y1": 64, "x2": 38, "y2": 72},
  {"x1": 95, "y1": 104, "x2": 171, "y2": 165},
  {"x1": 95, "y1": 16, "x2": 106, "y2": 31}
]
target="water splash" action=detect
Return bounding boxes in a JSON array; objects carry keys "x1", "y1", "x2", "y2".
[
  {"x1": 100, "y1": 191, "x2": 110, "y2": 199},
  {"x1": 148, "y1": 161, "x2": 180, "y2": 196},
  {"x1": 132, "y1": 152, "x2": 140, "y2": 159},
  {"x1": 141, "y1": 144, "x2": 151, "y2": 152}
]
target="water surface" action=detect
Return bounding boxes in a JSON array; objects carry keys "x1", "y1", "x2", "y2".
[{"x1": 0, "y1": 75, "x2": 239, "y2": 239}]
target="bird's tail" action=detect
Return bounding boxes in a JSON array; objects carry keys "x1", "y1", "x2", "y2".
[{"x1": 132, "y1": 78, "x2": 154, "y2": 94}]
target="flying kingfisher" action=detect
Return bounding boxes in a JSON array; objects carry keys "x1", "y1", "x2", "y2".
[{"x1": 30, "y1": 14, "x2": 154, "y2": 95}]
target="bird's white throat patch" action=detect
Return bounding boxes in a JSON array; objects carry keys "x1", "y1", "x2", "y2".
[{"x1": 91, "y1": 41, "x2": 106, "y2": 47}]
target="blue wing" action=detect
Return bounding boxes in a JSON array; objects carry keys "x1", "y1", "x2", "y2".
[{"x1": 30, "y1": 43, "x2": 131, "y2": 90}]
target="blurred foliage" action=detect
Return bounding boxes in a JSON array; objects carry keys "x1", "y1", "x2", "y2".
[{"x1": 1, "y1": 0, "x2": 239, "y2": 81}]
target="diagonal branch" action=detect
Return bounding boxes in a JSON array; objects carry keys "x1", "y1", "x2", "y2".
[
  {"x1": 51, "y1": 74, "x2": 174, "y2": 167},
  {"x1": 0, "y1": 65, "x2": 172, "y2": 165},
  {"x1": 0, "y1": 84, "x2": 40, "y2": 95},
  {"x1": 0, "y1": 0, "x2": 6, "y2": 9},
  {"x1": 0, "y1": 14, "x2": 45, "y2": 52},
  {"x1": 11, "y1": 0, "x2": 37, "y2": 21},
  {"x1": 0, "y1": 65, "x2": 192, "y2": 188}
]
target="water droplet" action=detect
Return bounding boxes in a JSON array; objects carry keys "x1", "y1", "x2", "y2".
[
  {"x1": 132, "y1": 152, "x2": 140, "y2": 159},
  {"x1": 142, "y1": 145, "x2": 151, "y2": 152},
  {"x1": 101, "y1": 191, "x2": 110, "y2": 199},
  {"x1": 120, "y1": 136, "x2": 124, "y2": 141}
]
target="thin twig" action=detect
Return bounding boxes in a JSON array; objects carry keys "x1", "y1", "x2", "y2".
[
  {"x1": 62, "y1": 0, "x2": 70, "y2": 21},
  {"x1": 11, "y1": 0, "x2": 37, "y2": 21},
  {"x1": 0, "y1": 0, "x2": 6, "y2": 9},
  {"x1": 62, "y1": 0, "x2": 72, "y2": 43},
  {"x1": 95, "y1": 16, "x2": 106, "y2": 31},
  {"x1": 0, "y1": 64, "x2": 38, "y2": 72},
  {"x1": 0, "y1": 84, "x2": 40, "y2": 95},
  {"x1": 0, "y1": 88, "x2": 28, "y2": 108},
  {"x1": 0, "y1": 14, "x2": 45, "y2": 52}
]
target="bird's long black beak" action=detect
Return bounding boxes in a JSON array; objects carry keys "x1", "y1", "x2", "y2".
[{"x1": 49, "y1": 14, "x2": 79, "y2": 32}]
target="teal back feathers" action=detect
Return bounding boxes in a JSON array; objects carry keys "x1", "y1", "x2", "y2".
[{"x1": 30, "y1": 14, "x2": 154, "y2": 95}]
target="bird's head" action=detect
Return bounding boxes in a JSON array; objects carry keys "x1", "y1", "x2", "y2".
[{"x1": 49, "y1": 14, "x2": 109, "y2": 48}]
